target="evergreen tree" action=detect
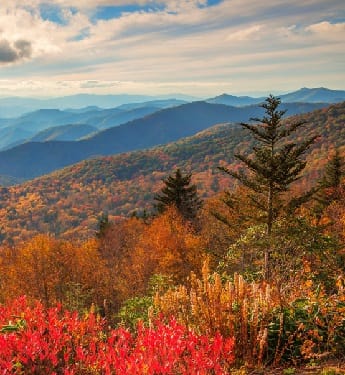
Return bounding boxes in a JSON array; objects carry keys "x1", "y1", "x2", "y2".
[
  {"x1": 96, "y1": 212, "x2": 110, "y2": 239},
  {"x1": 154, "y1": 169, "x2": 202, "y2": 220},
  {"x1": 219, "y1": 95, "x2": 317, "y2": 279},
  {"x1": 314, "y1": 149, "x2": 343, "y2": 220}
]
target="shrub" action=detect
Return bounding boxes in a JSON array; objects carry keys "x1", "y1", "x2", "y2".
[
  {"x1": 154, "y1": 261, "x2": 345, "y2": 366},
  {"x1": 0, "y1": 296, "x2": 235, "y2": 374}
]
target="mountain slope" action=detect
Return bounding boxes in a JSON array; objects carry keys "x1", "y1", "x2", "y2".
[
  {"x1": 29, "y1": 124, "x2": 98, "y2": 142},
  {"x1": 279, "y1": 87, "x2": 345, "y2": 103},
  {"x1": 206, "y1": 94, "x2": 260, "y2": 106},
  {"x1": 0, "y1": 101, "x2": 329, "y2": 179},
  {"x1": 0, "y1": 126, "x2": 33, "y2": 151},
  {"x1": 90, "y1": 106, "x2": 161, "y2": 130},
  {"x1": 0, "y1": 109, "x2": 82, "y2": 132},
  {"x1": 0, "y1": 103, "x2": 183, "y2": 150},
  {"x1": 0, "y1": 101, "x2": 344, "y2": 243},
  {"x1": 116, "y1": 99, "x2": 187, "y2": 111}
]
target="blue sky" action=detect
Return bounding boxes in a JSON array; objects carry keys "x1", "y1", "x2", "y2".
[{"x1": 0, "y1": 0, "x2": 344, "y2": 98}]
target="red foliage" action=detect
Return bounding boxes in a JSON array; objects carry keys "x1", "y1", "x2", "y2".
[{"x1": 0, "y1": 297, "x2": 235, "y2": 374}]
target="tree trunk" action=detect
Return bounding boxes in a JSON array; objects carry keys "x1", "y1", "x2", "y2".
[{"x1": 265, "y1": 182, "x2": 273, "y2": 280}]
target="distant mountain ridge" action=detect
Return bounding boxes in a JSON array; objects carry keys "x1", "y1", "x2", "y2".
[
  {"x1": 279, "y1": 87, "x2": 345, "y2": 103},
  {"x1": 206, "y1": 87, "x2": 345, "y2": 106},
  {"x1": 0, "y1": 87, "x2": 343, "y2": 118},
  {"x1": 207, "y1": 94, "x2": 259, "y2": 106},
  {"x1": 28, "y1": 124, "x2": 98, "y2": 142},
  {"x1": 0, "y1": 101, "x2": 183, "y2": 150},
  {"x1": 0, "y1": 94, "x2": 194, "y2": 118},
  {"x1": 0, "y1": 87, "x2": 343, "y2": 151},
  {"x1": 0, "y1": 101, "x2": 330, "y2": 179}
]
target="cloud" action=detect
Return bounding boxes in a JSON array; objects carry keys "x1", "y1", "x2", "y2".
[
  {"x1": 0, "y1": 0, "x2": 344, "y2": 97},
  {"x1": 80, "y1": 80, "x2": 119, "y2": 88},
  {"x1": 226, "y1": 25, "x2": 263, "y2": 41},
  {"x1": 0, "y1": 39, "x2": 32, "y2": 63},
  {"x1": 45, "y1": 0, "x2": 209, "y2": 10},
  {"x1": 306, "y1": 21, "x2": 345, "y2": 40}
]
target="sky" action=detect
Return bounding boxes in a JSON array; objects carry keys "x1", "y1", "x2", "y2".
[{"x1": 0, "y1": 0, "x2": 344, "y2": 98}]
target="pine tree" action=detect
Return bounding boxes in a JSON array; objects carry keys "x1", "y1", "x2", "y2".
[
  {"x1": 219, "y1": 95, "x2": 317, "y2": 279},
  {"x1": 96, "y1": 212, "x2": 110, "y2": 239},
  {"x1": 154, "y1": 169, "x2": 202, "y2": 221},
  {"x1": 314, "y1": 149, "x2": 343, "y2": 220}
]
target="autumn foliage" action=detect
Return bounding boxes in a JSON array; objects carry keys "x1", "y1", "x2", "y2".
[
  {"x1": 0, "y1": 102, "x2": 344, "y2": 372},
  {"x1": 0, "y1": 297, "x2": 235, "y2": 374},
  {"x1": 154, "y1": 261, "x2": 345, "y2": 366},
  {"x1": 0, "y1": 235, "x2": 112, "y2": 309},
  {"x1": 98, "y1": 206, "x2": 205, "y2": 303}
]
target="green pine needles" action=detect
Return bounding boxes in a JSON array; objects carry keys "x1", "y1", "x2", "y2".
[
  {"x1": 219, "y1": 95, "x2": 318, "y2": 279},
  {"x1": 154, "y1": 169, "x2": 202, "y2": 221}
]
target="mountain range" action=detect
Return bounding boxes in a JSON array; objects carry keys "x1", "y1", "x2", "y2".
[
  {"x1": 0, "y1": 94, "x2": 195, "y2": 118},
  {"x1": 0, "y1": 99, "x2": 186, "y2": 151},
  {"x1": 0, "y1": 101, "x2": 343, "y2": 243},
  {"x1": 0, "y1": 101, "x2": 329, "y2": 179},
  {"x1": 207, "y1": 87, "x2": 345, "y2": 106},
  {"x1": 0, "y1": 86, "x2": 344, "y2": 118},
  {"x1": 0, "y1": 87, "x2": 344, "y2": 153}
]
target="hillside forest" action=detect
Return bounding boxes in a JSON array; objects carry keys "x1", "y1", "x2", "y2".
[{"x1": 0, "y1": 96, "x2": 344, "y2": 373}]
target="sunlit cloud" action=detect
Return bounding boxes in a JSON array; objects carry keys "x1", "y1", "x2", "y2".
[
  {"x1": 306, "y1": 21, "x2": 345, "y2": 40},
  {"x1": 0, "y1": 0, "x2": 343, "y2": 96}
]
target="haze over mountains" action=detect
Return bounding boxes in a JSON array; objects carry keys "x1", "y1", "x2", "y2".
[
  {"x1": 0, "y1": 101, "x2": 329, "y2": 180},
  {"x1": 0, "y1": 87, "x2": 343, "y2": 151},
  {"x1": 0, "y1": 87, "x2": 344, "y2": 183},
  {"x1": 0, "y1": 94, "x2": 193, "y2": 118},
  {"x1": 1, "y1": 87, "x2": 343, "y2": 118},
  {"x1": 0, "y1": 99, "x2": 187, "y2": 151}
]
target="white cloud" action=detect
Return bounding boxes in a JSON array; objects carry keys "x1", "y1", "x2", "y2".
[
  {"x1": 0, "y1": 0, "x2": 344, "y2": 96},
  {"x1": 306, "y1": 21, "x2": 345, "y2": 40},
  {"x1": 226, "y1": 25, "x2": 264, "y2": 41}
]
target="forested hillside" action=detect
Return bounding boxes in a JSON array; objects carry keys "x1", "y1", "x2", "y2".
[
  {"x1": 1, "y1": 0, "x2": 344, "y2": 369},
  {"x1": 0, "y1": 99, "x2": 344, "y2": 374},
  {"x1": 0, "y1": 101, "x2": 344, "y2": 244}
]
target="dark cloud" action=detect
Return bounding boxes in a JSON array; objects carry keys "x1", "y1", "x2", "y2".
[
  {"x1": 15, "y1": 40, "x2": 32, "y2": 59},
  {"x1": 0, "y1": 39, "x2": 32, "y2": 63}
]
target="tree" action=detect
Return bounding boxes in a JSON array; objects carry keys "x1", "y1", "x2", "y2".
[
  {"x1": 96, "y1": 212, "x2": 110, "y2": 239},
  {"x1": 314, "y1": 149, "x2": 343, "y2": 220},
  {"x1": 219, "y1": 95, "x2": 317, "y2": 279},
  {"x1": 154, "y1": 169, "x2": 202, "y2": 221},
  {"x1": 2, "y1": 235, "x2": 112, "y2": 309},
  {"x1": 128, "y1": 206, "x2": 205, "y2": 293}
]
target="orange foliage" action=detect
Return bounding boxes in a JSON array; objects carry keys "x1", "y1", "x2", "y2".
[
  {"x1": 97, "y1": 217, "x2": 147, "y2": 308},
  {"x1": 322, "y1": 182, "x2": 345, "y2": 243},
  {"x1": 198, "y1": 187, "x2": 260, "y2": 264},
  {"x1": 0, "y1": 235, "x2": 111, "y2": 308},
  {"x1": 105, "y1": 207, "x2": 206, "y2": 299}
]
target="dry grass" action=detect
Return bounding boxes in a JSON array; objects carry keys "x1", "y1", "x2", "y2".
[{"x1": 154, "y1": 260, "x2": 345, "y2": 368}]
